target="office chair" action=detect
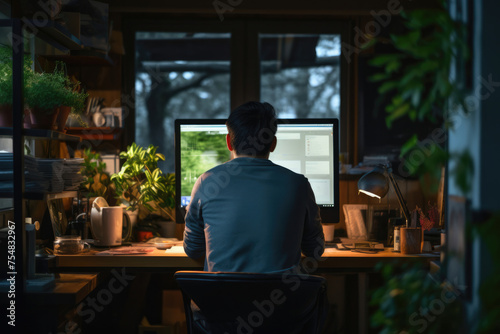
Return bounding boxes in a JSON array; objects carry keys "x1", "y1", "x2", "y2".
[{"x1": 174, "y1": 271, "x2": 328, "y2": 334}]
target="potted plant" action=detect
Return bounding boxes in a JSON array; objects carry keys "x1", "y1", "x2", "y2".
[
  {"x1": 57, "y1": 76, "x2": 88, "y2": 132},
  {"x1": 0, "y1": 64, "x2": 13, "y2": 126},
  {"x1": 0, "y1": 46, "x2": 33, "y2": 127},
  {"x1": 25, "y1": 70, "x2": 65, "y2": 129},
  {"x1": 0, "y1": 47, "x2": 14, "y2": 126},
  {"x1": 25, "y1": 62, "x2": 88, "y2": 131},
  {"x1": 111, "y1": 143, "x2": 176, "y2": 224},
  {"x1": 79, "y1": 148, "x2": 115, "y2": 204}
]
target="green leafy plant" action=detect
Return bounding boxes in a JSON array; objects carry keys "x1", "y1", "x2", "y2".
[
  {"x1": 365, "y1": 0, "x2": 472, "y2": 193},
  {"x1": 55, "y1": 62, "x2": 88, "y2": 114},
  {"x1": 25, "y1": 70, "x2": 66, "y2": 113},
  {"x1": 0, "y1": 48, "x2": 14, "y2": 106},
  {"x1": 60, "y1": 80, "x2": 88, "y2": 114},
  {"x1": 80, "y1": 148, "x2": 114, "y2": 201},
  {"x1": 0, "y1": 46, "x2": 33, "y2": 105},
  {"x1": 371, "y1": 261, "x2": 463, "y2": 334},
  {"x1": 366, "y1": 0, "x2": 468, "y2": 129},
  {"x1": 111, "y1": 143, "x2": 176, "y2": 221},
  {"x1": 25, "y1": 62, "x2": 87, "y2": 114}
]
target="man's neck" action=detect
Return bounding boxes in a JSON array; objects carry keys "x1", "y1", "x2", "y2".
[{"x1": 232, "y1": 153, "x2": 270, "y2": 160}]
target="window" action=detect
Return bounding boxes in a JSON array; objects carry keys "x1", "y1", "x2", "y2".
[
  {"x1": 260, "y1": 33, "x2": 341, "y2": 119},
  {"x1": 135, "y1": 32, "x2": 231, "y2": 172},
  {"x1": 129, "y1": 19, "x2": 348, "y2": 172}
]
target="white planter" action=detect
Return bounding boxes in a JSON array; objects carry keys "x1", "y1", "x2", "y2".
[{"x1": 121, "y1": 205, "x2": 139, "y2": 228}]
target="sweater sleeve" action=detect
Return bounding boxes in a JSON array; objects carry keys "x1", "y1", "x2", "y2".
[
  {"x1": 183, "y1": 177, "x2": 206, "y2": 260},
  {"x1": 300, "y1": 180, "x2": 325, "y2": 259}
]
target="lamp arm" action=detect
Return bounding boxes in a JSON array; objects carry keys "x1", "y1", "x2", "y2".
[{"x1": 387, "y1": 172, "x2": 411, "y2": 227}]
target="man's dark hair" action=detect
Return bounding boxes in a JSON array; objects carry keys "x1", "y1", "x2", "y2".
[{"x1": 226, "y1": 101, "x2": 278, "y2": 157}]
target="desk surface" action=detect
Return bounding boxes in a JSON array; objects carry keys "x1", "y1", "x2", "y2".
[{"x1": 56, "y1": 246, "x2": 439, "y2": 271}]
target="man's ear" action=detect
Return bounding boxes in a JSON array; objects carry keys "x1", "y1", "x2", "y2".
[
  {"x1": 269, "y1": 136, "x2": 277, "y2": 152},
  {"x1": 226, "y1": 133, "x2": 233, "y2": 151}
]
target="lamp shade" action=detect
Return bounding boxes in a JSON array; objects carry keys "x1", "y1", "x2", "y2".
[
  {"x1": 357, "y1": 165, "x2": 411, "y2": 227},
  {"x1": 357, "y1": 167, "x2": 389, "y2": 199}
]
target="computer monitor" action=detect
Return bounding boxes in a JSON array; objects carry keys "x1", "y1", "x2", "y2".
[{"x1": 174, "y1": 118, "x2": 340, "y2": 224}]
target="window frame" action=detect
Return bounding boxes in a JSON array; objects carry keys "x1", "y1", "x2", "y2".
[{"x1": 123, "y1": 17, "x2": 352, "y2": 159}]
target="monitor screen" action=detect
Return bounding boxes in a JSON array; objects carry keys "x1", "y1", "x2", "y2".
[{"x1": 175, "y1": 118, "x2": 339, "y2": 224}]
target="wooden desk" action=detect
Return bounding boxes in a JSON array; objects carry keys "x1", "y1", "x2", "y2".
[
  {"x1": 55, "y1": 246, "x2": 439, "y2": 271},
  {"x1": 319, "y1": 247, "x2": 439, "y2": 271},
  {"x1": 55, "y1": 247, "x2": 438, "y2": 334},
  {"x1": 56, "y1": 246, "x2": 200, "y2": 269}
]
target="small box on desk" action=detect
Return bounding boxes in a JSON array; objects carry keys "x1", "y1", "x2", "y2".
[{"x1": 343, "y1": 204, "x2": 401, "y2": 246}]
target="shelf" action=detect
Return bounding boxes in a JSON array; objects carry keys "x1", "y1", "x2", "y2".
[
  {"x1": 0, "y1": 127, "x2": 81, "y2": 142},
  {"x1": 26, "y1": 20, "x2": 82, "y2": 51},
  {"x1": 41, "y1": 50, "x2": 115, "y2": 66},
  {"x1": 0, "y1": 17, "x2": 91, "y2": 303},
  {"x1": 27, "y1": 273, "x2": 100, "y2": 306},
  {"x1": 66, "y1": 127, "x2": 123, "y2": 141},
  {"x1": 1, "y1": 19, "x2": 81, "y2": 51},
  {"x1": 2, "y1": 18, "x2": 113, "y2": 65},
  {"x1": 45, "y1": 191, "x2": 78, "y2": 201}
]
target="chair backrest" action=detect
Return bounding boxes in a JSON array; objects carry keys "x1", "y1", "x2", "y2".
[{"x1": 174, "y1": 271, "x2": 328, "y2": 334}]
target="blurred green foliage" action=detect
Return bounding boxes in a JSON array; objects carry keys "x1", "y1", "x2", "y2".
[
  {"x1": 371, "y1": 261, "x2": 463, "y2": 334},
  {"x1": 473, "y1": 213, "x2": 500, "y2": 333},
  {"x1": 366, "y1": 1, "x2": 468, "y2": 129},
  {"x1": 180, "y1": 131, "x2": 230, "y2": 196},
  {"x1": 365, "y1": 0, "x2": 473, "y2": 195}
]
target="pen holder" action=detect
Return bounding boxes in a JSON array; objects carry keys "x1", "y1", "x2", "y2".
[{"x1": 400, "y1": 227, "x2": 422, "y2": 254}]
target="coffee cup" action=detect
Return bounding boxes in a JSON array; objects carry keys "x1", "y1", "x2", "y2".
[{"x1": 322, "y1": 223, "x2": 335, "y2": 242}]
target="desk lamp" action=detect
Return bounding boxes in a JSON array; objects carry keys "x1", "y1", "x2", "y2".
[
  {"x1": 357, "y1": 165, "x2": 410, "y2": 228},
  {"x1": 358, "y1": 165, "x2": 422, "y2": 254}
]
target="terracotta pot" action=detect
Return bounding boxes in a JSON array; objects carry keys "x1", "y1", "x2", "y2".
[
  {"x1": 57, "y1": 106, "x2": 72, "y2": 132},
  {"x1": 0, "y1": 104, "x2": 12, "y2": 127},
  {"x1": 0, "y1": 105, "x2": 31, "y2": 128},
  {"x1": 29, "y1": 107, "x2": 59, "y2": 130}
]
